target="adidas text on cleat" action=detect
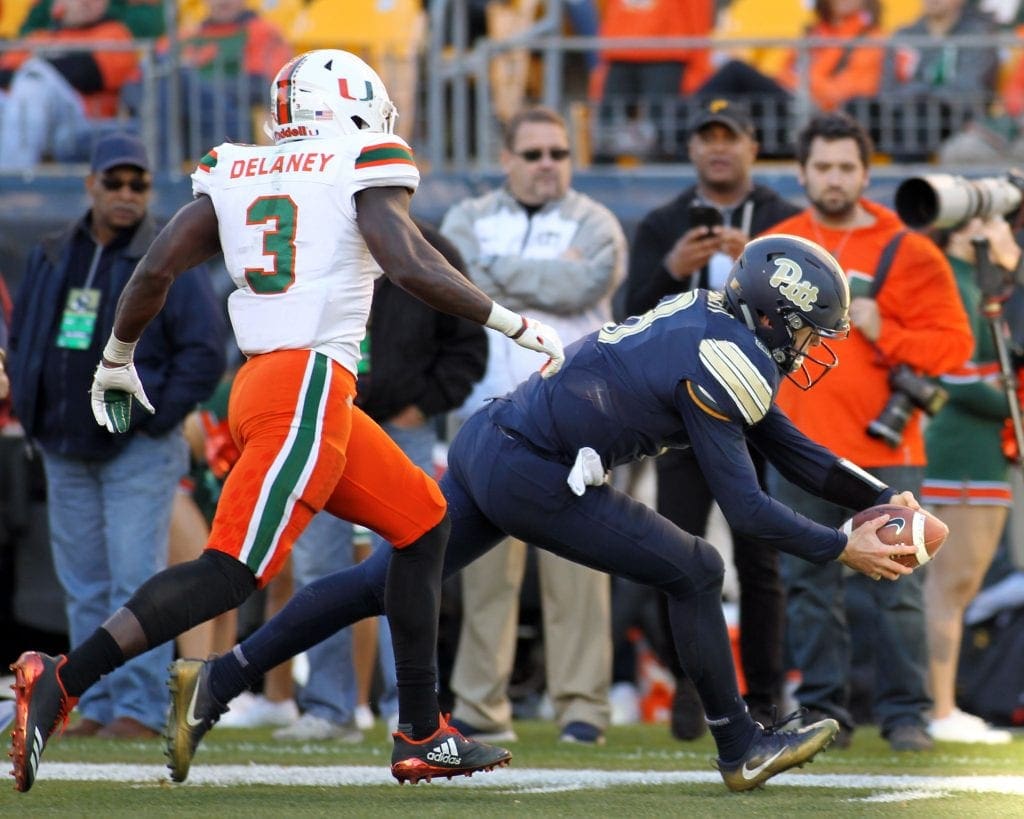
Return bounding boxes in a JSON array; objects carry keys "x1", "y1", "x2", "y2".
[
  {"x1": 9, "y1": 652, "x2": 78, "y2": 793},
  {"x1": 391, "y1": 715, "x2": 512, "y2": 784},
  {"x1": 716, "y1": 714, "x2": 839, "y2": 792},
  {"x1": 165, "y1": 658, "x2": 227, "y2": 783}
]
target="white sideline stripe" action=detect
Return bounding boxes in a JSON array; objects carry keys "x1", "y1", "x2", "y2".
[{"x1": 35, "y1": 764, "x2": 1024, "y2": 794}]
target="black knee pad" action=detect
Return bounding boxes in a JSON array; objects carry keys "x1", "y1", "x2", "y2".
[{"x1": 125, "y1": 550, "x2": 257, "y2": 648}]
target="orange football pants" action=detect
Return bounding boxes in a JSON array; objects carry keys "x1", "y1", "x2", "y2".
[{"x1": 206, "y1": 349, "x2": 446, "y2": 586}]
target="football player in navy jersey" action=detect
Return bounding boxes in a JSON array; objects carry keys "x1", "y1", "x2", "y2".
[{"x1": 168, "y1": 233, "x2": 922, "y2": 792}]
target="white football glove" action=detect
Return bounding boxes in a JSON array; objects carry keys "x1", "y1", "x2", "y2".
[
  {"x1": 90, "y1": 338, "x2": 155, "y2": 436},
  {"x1": 91, "y1": 362, "x2": 155, "y2": 433},
  {"x1": 567, "y1": 447, "x2": 606, "y2": 496},
  {"x1": 486, "y1": 303, "x2": 565, "y2": 378}
]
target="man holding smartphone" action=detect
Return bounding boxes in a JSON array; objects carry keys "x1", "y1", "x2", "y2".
[{"x1": 617, "y1": 98, "x2": 800, "y2": 741}]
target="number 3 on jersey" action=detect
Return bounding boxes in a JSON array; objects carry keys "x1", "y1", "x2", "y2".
[{"x1": 244, "y1": 195, "x2": 298, "y2": 294}]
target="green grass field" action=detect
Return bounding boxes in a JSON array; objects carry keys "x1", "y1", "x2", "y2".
[{"x1": 3, "y1": 720, "x2": 1023, "y2": 817}]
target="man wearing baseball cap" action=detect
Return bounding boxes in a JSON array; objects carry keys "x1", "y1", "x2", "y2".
[
  {"x1": 686, "y1": 98, "x2": 757, "y2": 138},
  {"x1": 616, "y1": 97, "x2": 799, "y2": 743},
  {"x1": 7, "y1": 131, "x2": 227, "y2": 739}
]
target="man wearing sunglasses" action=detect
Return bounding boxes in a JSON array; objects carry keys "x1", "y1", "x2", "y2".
[
  {"x1": 7, "y1": 132, "x2": 226, "y2": 740},
  {"x1": 440, "y1": 106, "x2": 627, "y2": 746}
]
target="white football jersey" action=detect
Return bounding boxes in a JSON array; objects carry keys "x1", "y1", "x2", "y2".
[{"x1": 191, "y1": 133, "x2": 420, "y2": 374}]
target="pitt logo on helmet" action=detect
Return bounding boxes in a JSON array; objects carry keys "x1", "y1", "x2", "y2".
[{"x1": 769, "y1": 259, "x2": 819, "y2": 312}]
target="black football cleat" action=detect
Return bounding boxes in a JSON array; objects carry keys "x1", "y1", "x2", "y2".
[
  {"x1": 9, "y1": 652, "x2": 78, "y2": 793},
  {"x1": 165, "y1": 658, "x2": 228, "y2": 783},
  {"x1": 391, "y1": 714, "x2": 512, "y2": 784},
  {"x1": 716, "y1": 711, "x2": 838, "y2": 792}
]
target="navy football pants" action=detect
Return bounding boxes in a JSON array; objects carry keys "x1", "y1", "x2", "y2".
[{"x1": 236, "y1": 409, "x2": 747, "y2": 721}]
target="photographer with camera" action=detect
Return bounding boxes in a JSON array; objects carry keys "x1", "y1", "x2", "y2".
[
  {"x1": 766, "y1": 113, "x2": 973, "y2": 752},
  {"x1": 919, "y1": 216, "x2": 1019, "y2": 745}
]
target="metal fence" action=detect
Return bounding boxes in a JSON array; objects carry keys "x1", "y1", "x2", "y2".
[
  {"x1": 0, "y1": 3, "x2": 1021, "y2": 176},
  {"x1": 424, "y1": 0, "x2": 1023, "y2": 172}
]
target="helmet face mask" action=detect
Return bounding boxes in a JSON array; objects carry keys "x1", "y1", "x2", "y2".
[
  {"x1": 269, "y1": 50, "x2": 398, "y2": 144},
  {"x1": 724, "y1": 234, "x2": 850, "y2": 389}
]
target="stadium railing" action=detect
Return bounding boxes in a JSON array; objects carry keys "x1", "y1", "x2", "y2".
[
  {"x1": 424, "y1": 0, "x2": 1021, "y2": 173},
  {"x1": 0, "y1": 1, "x2": 1019, "y2": 177}
]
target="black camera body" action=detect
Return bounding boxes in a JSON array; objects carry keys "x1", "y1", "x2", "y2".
[{"x1": 867, "y1": 365, "x2": 949, "y2": 448}]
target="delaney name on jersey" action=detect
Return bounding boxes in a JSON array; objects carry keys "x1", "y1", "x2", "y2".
[{"x1": 230, "y1": 152, "x2": 336, "y2": 178}]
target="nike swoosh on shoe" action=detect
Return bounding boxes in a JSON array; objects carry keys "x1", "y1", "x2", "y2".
[{"x1": 741, "y1": 747, "x2": 785, "y2": 781}]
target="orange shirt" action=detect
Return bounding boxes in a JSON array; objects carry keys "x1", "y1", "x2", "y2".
[
  {"x1": 599, "y1": 0, "x2": 713, "y2": 90},
  {"x1": 1002, "y1": 25, "x2": 1024, "y2": 118},
  {"x1": 768, "y1": 200, "x2": 972, "y2": 468},
  {"x1": 1, "y1": 19, "x2": 138, "y2": 117},
  {"x1": 777, "y1": 11, "x2": 883, "y2": 111}
]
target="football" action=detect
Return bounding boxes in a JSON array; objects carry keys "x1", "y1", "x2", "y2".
[{"x1": 840, "y1": 504, "x2": 949, "y2": 568}]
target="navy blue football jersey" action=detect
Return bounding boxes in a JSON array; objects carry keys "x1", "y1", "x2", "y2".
[{"x1": 488, "y1": 290, "x2": 869, "y2": 562}]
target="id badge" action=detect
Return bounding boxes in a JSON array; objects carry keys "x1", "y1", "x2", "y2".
[{"x1": 55, "y1": 287, "x2": 101, "y2": 350}]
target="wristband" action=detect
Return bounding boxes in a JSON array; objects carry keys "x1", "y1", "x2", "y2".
[
  {"x1": 102, "y1": 334, "x2": 137, "y2": 365},
  {"x1": 486, "y1": 302, "x2": 528, "y2": 339}
]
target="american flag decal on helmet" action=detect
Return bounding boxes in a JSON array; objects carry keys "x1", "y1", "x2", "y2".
[{"x1": 354, "y1": 142, "x2": 415, "y2": 169}]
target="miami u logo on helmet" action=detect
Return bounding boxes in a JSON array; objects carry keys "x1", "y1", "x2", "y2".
[
  {"x1": 769, "y1": 258, "x2": 819, "y2": 312},
  {"x1": 338, "y1": 79, "x2": 373, "y2": 102}
]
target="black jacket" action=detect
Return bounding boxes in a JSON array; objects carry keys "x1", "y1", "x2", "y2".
[
  {"x1": 618, "y1": 183, "x2": 800, "y2": 321},
  {"x1": 355, "y1": 224, "x2": 487, "y2": 422},
  {"x1": 9, "y1": 212, "x2": 226, "y2": 460}
]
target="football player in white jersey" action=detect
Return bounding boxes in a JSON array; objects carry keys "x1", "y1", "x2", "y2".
[{"x1": 9, "y1": 49, "x2": 564, "y2": 792}]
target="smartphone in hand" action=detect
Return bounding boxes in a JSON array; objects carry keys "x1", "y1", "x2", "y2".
[{"x1": 687, "y1": 205, "x2": 724, "y2": 230}]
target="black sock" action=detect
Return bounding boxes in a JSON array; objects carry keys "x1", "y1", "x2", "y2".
[
  {"x1": 709, "y1": 708, "x2": 760, "y2": 763},
  {"x1": 62, "y1": 629, "x2": 124, "y2": 698},
  {"x1": 386, "y1": 516, "x2": 449, "y2": 740}
]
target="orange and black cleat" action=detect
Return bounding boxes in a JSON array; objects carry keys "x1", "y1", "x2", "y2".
[
  {"x1": 9, "y1": 652, "x2": 78, "y2": 792},
  {"x1": 391, "y1": 714, "x2": 512, "y2": 784}
]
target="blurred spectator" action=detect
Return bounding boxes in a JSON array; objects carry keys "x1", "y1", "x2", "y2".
[
  {"x1": 272, "y1": 221, "x2": 487, "y2": 742},
  {"x1": 618, "y1": 98, "x2": 799, "y2": 740},
  {"x1": 921, "y1": 216, "x2": 1016, "y2": 744},
  {"x1": 766, "y1": 112, "x2": 973, "y2": 752},
  {"x1": 849, "y1": 0, "x2": 999, "y2": 160},
  {"x1": 19, "y1": 0, "x2": 166, "y2": 38},
  {"x1": 944, "y1": 16, "x2": 1024, "y2": 163},
  {"x1": 591, "y1": 0, "x2": 713, "y2": 162},
  {"x1": 122, "y1": 0, "x2": 292, "y2": 167},
  {"x1": 0, "y1": 0, "x2": 139, "y2": 171},
  {"x1": 7, "y1": 132, "x2": 225, "y2": 738},
  {"x1": 776, "y1": 0, "x2": 884, "y2": 112},
  {"x1": 696, "y1": 0, "x2": 883, "y2": 154},
  {"x1": 441, "y1": 106, "x2": 625, "y2": 745},
  {"x1": 885, "y1": 0, "x2": 999, "y2": 103}
]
